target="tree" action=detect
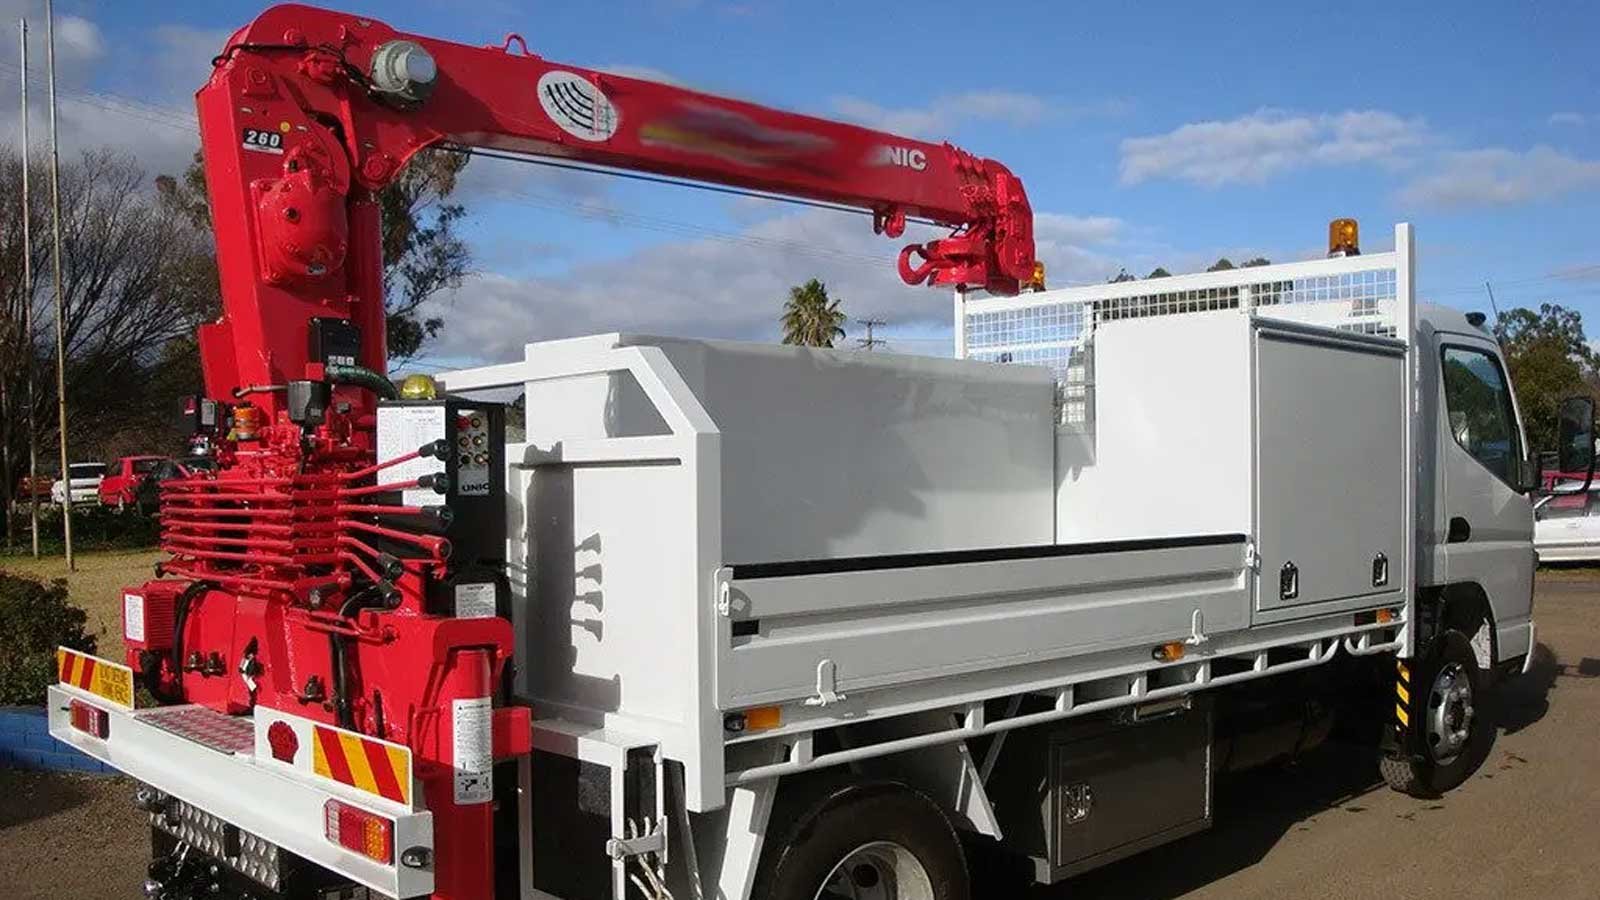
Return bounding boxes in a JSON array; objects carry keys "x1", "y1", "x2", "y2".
[
  {"x1": 157, "y1": 147, "x2": 471, "y2": 360},
  {"x1": 1493, "y1": 303, "x2": 1596, "y2": 452},
  {"x1": 1107, "y1": 269, "x2": 1136, "y2": 284},
  {"x1": 1146, "y1": 267, "x2": 1171, "y2": 279},
  {"x1": 781, "y1": 279, "x2": 847, "y2": 348},
  {"x1": 0, "y1": 149, "x2": 218, "y2": 499},
  {"x1": 1243, "y1": 256, "x2": 1271, "y2": 267},
  {"x1": 1206, "y1": 257, "x2": 1236, "y2": 272}
]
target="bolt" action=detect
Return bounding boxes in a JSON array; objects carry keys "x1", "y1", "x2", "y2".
[{"x1": 361, "y1": 154, "x2": 392, "y2": 182}]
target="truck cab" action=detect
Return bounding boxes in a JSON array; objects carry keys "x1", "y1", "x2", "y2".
[{"x1": 1417, "y1": 306, "x2": 1538, "y2": 678}]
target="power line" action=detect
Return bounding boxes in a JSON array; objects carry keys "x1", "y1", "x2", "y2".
[{"x1": 442, "y1": 144, "x2": 943, "y2": 229}]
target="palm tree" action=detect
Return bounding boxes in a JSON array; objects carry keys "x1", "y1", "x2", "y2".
[{"x1": 780, "y1": 279, "x2": 847, "y2": 348}]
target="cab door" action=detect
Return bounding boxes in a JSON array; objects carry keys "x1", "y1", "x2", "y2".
[{"x1": 1436, "y1": 335, "x2": 1536, "y2": 665}]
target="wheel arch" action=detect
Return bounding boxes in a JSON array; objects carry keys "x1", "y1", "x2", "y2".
[{"x1": 1419, "y1": 581, "x2": 1498, "y2": 665}]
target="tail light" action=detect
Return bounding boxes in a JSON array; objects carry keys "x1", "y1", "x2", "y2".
[
  {"x1": 69, "y1": 699, "x2": 110, "y2": 739},
  {"x1": 324, "y1": 800, "x2": 393, "y2": 864}
]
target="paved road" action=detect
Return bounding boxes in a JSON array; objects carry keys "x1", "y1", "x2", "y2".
[{"x1": 5, "y1": 572, "x2": 1598, "y2": 900}]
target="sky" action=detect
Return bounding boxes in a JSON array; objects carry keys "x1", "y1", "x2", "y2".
[{"x1": 2, "y1": 0, "x2": 1597, "y2": 369}]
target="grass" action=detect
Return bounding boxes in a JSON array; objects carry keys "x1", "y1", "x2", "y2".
[{"x1": 0, "y1": 549, "x2": 164, "y2": 660}]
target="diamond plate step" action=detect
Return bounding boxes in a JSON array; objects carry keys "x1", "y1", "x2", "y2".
[{"x1": 138, "y1": 705, "x2": 255, "y2": 755}]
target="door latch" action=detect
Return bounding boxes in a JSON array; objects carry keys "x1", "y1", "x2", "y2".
[
  {"x1": 1279, "y1": 561, "x2": 1299, "y2": 601},
  {"x1": 803, "y1": 658, "x2": 847, "y2": 707}
]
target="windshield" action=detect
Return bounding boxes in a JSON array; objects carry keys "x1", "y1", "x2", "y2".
[
  {"x1": 69, "y1": 463, "x2": 106, "y2": 478},
  {"x1": 132, "y1": 459, "x2": 163, "y2": 475}
]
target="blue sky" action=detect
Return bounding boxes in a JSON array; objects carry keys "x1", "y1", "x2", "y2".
[{"x1": 7, "y1": 0, "x2": 1598, "y2": 366}]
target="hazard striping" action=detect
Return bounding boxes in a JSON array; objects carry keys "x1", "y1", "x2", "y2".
[
  {"x1": 56, "y1": 646, "x2": 134, "y2": 710},
  {"x1": 1396, "y1": 681, "x2": 1410, "y2": 705},
  {"x1": 312, "y1": 723, "x2": 411, "y2": 806}
]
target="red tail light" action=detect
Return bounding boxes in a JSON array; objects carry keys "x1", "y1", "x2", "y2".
[
  {"x1": 324, "y1": 800, "x2": 393, "y2": 864},
  {"x1": 69, "y1": 699, "x2": 110, "y2": 739}
]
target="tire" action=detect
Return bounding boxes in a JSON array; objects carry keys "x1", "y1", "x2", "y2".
[
  {"x1": 1381, "y1": 629, "x2": 1493, "y2": 797},
  {"x1": 753, "y1": 781, "x2": 970, "y2": 900}
]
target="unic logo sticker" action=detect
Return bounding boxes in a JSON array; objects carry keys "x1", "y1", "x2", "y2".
[{"x1": 537, "y1": 71, "x2": 620, "y2": 142}]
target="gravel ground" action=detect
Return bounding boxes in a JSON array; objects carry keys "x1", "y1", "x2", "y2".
[{"x1": 3, "y1": 570, "x2": 1596, "y2": 900}]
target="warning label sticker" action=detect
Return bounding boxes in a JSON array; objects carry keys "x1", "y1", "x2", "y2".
[
  {"x1": 123, "y1": 593, "x2": 145, "y2": 643},
  {"x1": 454, "y1": 582, "x2": 497, "y2": 619},
  {"x1": 452, "y1": 697, "x2": 493, "y2": 805}
]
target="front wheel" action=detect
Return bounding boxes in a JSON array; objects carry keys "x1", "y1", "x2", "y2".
[
  {"x1": 753, "y1": 782, "x2": 969, "y2": 900},
  {"x1": 1380, "y1": 629, "x2": 1493, "y2": 797}
]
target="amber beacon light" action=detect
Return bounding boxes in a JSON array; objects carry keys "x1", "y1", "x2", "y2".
[{"x1": 1328, "y1": 218, "x2": 1360, "y2": 257}]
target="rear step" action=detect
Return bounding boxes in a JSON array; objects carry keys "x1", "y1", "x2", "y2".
[{"x1": 140, "y1": 705, "x2": 256, "y2": 755}]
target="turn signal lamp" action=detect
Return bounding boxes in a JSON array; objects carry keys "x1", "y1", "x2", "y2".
[
  {"x1": 744, "y1": 706, "x2": 782, "y2": 730},
  {"x1": 325, "y1": 800, "x2": 394, "y2": 864},
  {"x1": 1328, "y1": 218, "x2": 1360, "y2": 257},
  {"x1": 1151, "y1": 641, "x2": 1186, "y2": 663},
  {"x1": 399, "y1": 373, "x2": 438, "y2": 400}
]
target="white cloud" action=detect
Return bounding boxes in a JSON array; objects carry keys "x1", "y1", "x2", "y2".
[
  {"x1": 1119, "y1": 108, "x2": 1428, "y2": 187},
  {"x1": 418, "y1": 206, "x2": 1123, "y2": 363},
  {"x1": 147, "y1": 25, "x2": 232, "y2": 100},
  {"x1": 1549, "y1": 112, "x2": 1587, "y2": 127},
  {"x1": 1397, "y1": 145, "x2": 1600, "y2": 209},
  {"x1": 830, "y1": 91, "x2": 1051, "y2": 137}
]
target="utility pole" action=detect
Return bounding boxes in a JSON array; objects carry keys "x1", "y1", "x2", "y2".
[
  {"x1": 45, "y1": 0, "x2": 72, "y2": 570},
  {"x1": 20, "y1": 18, "x2": 39, "y2": 557},
  {"x1": 855, "y1": 317, "x2": 887, "y2": 351}
]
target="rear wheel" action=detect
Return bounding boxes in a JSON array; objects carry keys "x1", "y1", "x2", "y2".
[
  {"x1": 754, "y1": 782, "x2": 969, "y2": 900},
  {"x1": 1381, "y1": 629, "x2": 1492, "y2": 797}
]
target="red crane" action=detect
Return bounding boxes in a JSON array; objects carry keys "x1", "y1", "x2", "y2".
[{"x1": 133, "y1": 5, "x2": 1038, "y2": 898}]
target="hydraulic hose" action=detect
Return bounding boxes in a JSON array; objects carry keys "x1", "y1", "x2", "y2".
[
  {"x1": 326, "y1": 363, "x2": 399, "y2": 400},
  {"x1": 168, "y1": 580, "x2": 215, "y2": 694}
]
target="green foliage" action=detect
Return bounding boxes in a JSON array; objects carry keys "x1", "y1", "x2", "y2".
[
  {"x1": 1206, "y1": 257, "x2": 1236, "y2": 272},
  {"x1": 1493, "y1": 303, "x2": 1596, "y2": 453},
  {"x1": 0, "y1": 569, "x2": 94, "y2": 705},
  {"x1": 1146, "y1": 267, "x2": 1171, "y2": 278},
  {"x1": 2, "y1": 506, "x2": 160, "y2": 558},
  {"x1": 781, "y1": 279, "x2": 848, "y2": 348},
  {"x1": 1107, "y1": 269, "x2": 1136, "y2": 283},
  {"x1": 1243, "y1": 256, "x2": 1272, "y2": 267}
]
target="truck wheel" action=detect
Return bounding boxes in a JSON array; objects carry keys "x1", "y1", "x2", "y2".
[
  {"x1": 753, "y1": 781, "x2": 969, "y2": 900},
  {"x1": 1380, "y1": 630, "x2": 1492, "y2": 797}
]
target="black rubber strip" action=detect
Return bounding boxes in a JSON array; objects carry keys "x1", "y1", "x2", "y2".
[{"x1": 729, "y1": 533, "x2": 1248, "y2": 580}]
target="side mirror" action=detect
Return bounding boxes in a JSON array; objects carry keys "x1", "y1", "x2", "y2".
[
  {"x1": 1553, "y1": 395, "x2": 1597, "y2": 494},
  {"x1": 1521, "y1": 450, "x2": 1544, "y2": 494}
]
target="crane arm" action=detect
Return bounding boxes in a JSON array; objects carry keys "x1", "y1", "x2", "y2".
[{"x1": 195, "y1": 3, "x2": 1035, "y2": 408}]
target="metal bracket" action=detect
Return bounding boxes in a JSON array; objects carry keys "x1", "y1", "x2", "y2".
[
  {"x1": 716, "y1": 581, "x2": 732, "y2": 617},
  {"x1": 803, "y1": 658, "x2": 847, "y2": 707},
  {"x1": 1185, "y1": 608, "x2": 1209, "y2": 646},
  {"x1": 1243, "y1": 541, "x2": 1261, "y2": 573},
  {"x1": 605, "y1": 817, "x2": 667, "y2": 861}
]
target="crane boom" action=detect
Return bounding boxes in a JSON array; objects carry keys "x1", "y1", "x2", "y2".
[{"x1": 196, "y1": 2, "x2": 1035, "y2": 409}]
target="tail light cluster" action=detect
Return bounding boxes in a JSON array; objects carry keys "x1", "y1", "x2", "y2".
[
  {"x1": 324, "y1": 800, "x2": 393, "y2": 864},
  {"x1": 69, "y1": 699, "x2": 110, "y2": 739}
]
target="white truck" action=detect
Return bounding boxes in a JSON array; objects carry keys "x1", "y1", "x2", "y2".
[{"x1": 51, "y1": 222, "x2": 1582, "y2": 900}]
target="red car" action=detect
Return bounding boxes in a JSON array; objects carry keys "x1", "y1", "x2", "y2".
[{"x1": 98, "y1": 456, "x2": 171, "y2": 509}]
